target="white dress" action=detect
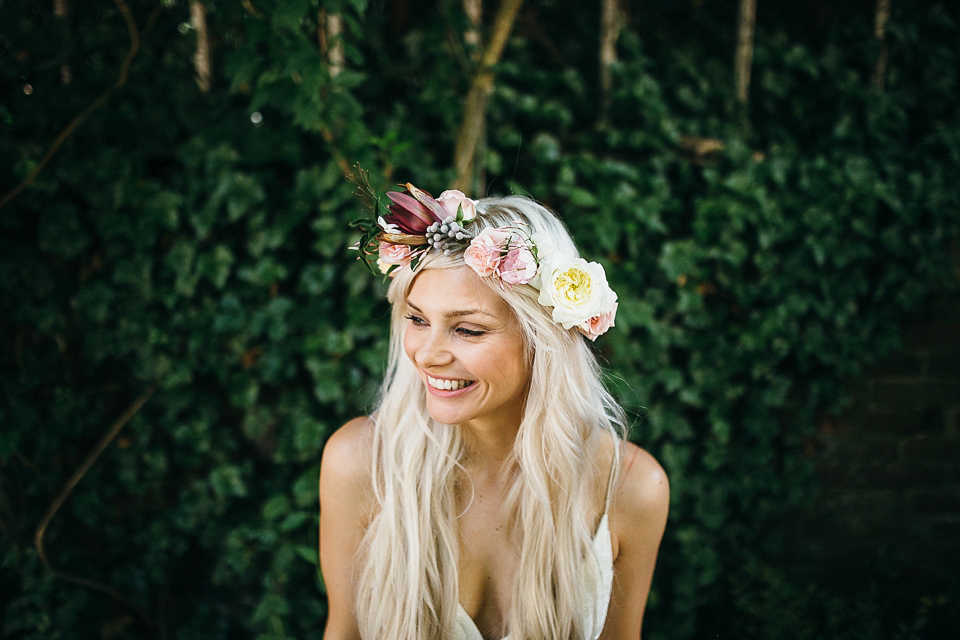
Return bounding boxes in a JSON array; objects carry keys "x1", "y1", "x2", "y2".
[{"x1": 453, "y1": 512, "x2": 615, "y2": 640}]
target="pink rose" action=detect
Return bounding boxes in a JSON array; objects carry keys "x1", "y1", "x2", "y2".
[
  {"x1": 437, "y1": 189, "x2": 479, "y2": 221},
  {"x1": 464, "y1": 228, "x2": 512, "y2": 276},
  {"x1": 498, "y1": 247, "x2": 538, "y2": 285},
  {"x1": 378, "y1": 242, "x2": 412, "y2": 275},
  {"x1": 378, "y1": 242, "x2": 412, "y2": 265},
  {"x1": 578, "y1": 302, "x2": 618, "y2": 341}
]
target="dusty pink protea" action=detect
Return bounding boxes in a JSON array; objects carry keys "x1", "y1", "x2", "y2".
[{"x1": 382, "y1": 184, "x2": 446, "y2": 234}]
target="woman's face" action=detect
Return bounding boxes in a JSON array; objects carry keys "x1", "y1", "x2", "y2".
[{"x1": 403, "y1": 266, "x2": 530, "y2": 432}]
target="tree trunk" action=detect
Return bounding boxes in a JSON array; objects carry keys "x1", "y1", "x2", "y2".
[
  {"x1": 319, "y1": 11, "x2": 344, "y2": 77},
  {"x1": 317, "y1": 10, "x2": 350, "y2": 178},
  {"x1": 463, "y1": 0, "x2": 484, "y2": 192},
  {"x1": 599, "y1": 0, "x2": 621, "y2": 124},
  {"x1": 53, "y1": 0, "x2": 71, "y2": 84},
  {"x1": 464, "y1": 0, "x2": 482, "y2": 50},
  {"x1": 190, "y1": 0, "x2": 211, "y2": 92},
  {"x1": 453, "y1": 0, "x2": 524, "y2": 193},
  {"x1": 734, "y1": 0, "x2": 757, "y2": 105},
  {"x1": 328, "y1": 14, "x2": 344, "y2": 77},
  {"x1": 872, "y1": 0, "x2": 891, "y2": 91}
]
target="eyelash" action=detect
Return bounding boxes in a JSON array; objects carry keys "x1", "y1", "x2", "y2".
[{"x1": 404, "y1": 314, "x2": 486, "y2": 337}]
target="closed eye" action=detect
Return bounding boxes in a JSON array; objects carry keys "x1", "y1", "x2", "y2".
[
  {"x1": 456, "y1": 327, "x2": 486, "y2": 337},
  {"x1": 405, "y1": 314, "x2": 427, "y2": 327}
]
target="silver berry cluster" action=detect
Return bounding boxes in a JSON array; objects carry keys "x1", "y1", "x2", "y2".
[{"x1": 425, "y1": 216, "x2": 473, "y2": 254}]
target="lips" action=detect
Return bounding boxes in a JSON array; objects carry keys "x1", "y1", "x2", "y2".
[{"x1": 427, "y1": 376, "x2": 475, "y2": 391}]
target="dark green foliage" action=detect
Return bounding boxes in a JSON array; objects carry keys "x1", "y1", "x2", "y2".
[{"x1": 2, "y1": 1, "x2": 958, "y2": 638}]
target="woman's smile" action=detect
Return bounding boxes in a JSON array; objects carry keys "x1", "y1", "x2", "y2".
[{"x1": 426, "y1": 376, "x2": 476, "y2": 392}]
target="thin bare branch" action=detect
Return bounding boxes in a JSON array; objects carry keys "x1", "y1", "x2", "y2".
[
  {"x1": 0, "y1": 0, "x2": 142, "y2": 211},
  {"x1": 319, "y1": 127, "x2": 353, "y2": 180},
  {"x1": 242, "y1": 0, "x2": 263, "y2": 18},
  {"x1": 328, "y1": 13, "x2": 344, "y2": 77},
  {"x1": 464, "y1": 0, "x2": 482, "y2": 50},
  {"x1": 56, "y1": 574, "x2": 152, "y2": 626},
  {"x1": 453, "y1": 0, "x2": 525, "y2": 193},
  {"x1": 34, "y1": 385, "x2": 157, "y2": 625},
  {"x1": 872, "y1": 0, "x2": 892, "y2": 91},
  {"x1": 53, "y1": 0, "x2": 72, "y2": 84},
  {"x1": 318, "y1": 10, "x2": 344, "y2": 77},
  {"x1": 680, "y1": 134, "x2": 725, "y2": 162},
  {"x1": 599, "y1": 0, "x2": 621, "y2": 123},
  {"x1": 734, "y1": 0, "x2": 757, "y2": 105},
  {"x1": 191, "y1": 0, "x2": 211, "y2": 92},
  {"x1": 462, "y1": 0, "x2": 484, "y2": 191}
]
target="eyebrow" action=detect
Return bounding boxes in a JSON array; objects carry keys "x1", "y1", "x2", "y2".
[{"x1": 406, "y1": 301, "x2": 498, "y2": 320}]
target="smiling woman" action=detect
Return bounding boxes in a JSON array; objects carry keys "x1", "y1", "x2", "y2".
[{"x1": 319, "y1": 188, "x2": 669, "y2": 640}]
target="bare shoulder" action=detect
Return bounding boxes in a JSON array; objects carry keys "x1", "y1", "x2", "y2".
[
  {"x1": 598, "y1": 442, "x2": 669, "y2": 637},
  {"x1": 319, "y1": 417, "x2": 376, "y2": 639},
  {"x1": 322, "y1": 416, "x2": 375, "y2": 469},
  {"x1": 319, "y1": 416, "x2": 376, "y2": 514},
  {"x1": 618, "y1": 442, "x2": 669, "y2": 511},
  {"x1": 610, "y1": 442, "x2": 669, "y2": 553}
]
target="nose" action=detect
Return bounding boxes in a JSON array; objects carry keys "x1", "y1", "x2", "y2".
[{"x1": 414, "y1": 328, "x2": 454, "y2": 370}]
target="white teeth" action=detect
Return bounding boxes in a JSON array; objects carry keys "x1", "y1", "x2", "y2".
[{"x1": 427, "y1": 376, "x2": 473, "y2": 391}]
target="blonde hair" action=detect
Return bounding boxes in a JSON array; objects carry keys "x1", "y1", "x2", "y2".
[{"x1": 354, "y1": 196, "x2": 626, "y2": 639}]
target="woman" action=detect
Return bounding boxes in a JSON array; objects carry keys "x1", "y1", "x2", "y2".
[{"x1": 320, "y1": 183, "x2": 669, "y2": 640}]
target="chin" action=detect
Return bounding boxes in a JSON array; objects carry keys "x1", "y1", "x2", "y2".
[
  {"x1": 424, "y1": 398, "x2": 477, "y2": 426},
  {"x1": 425, "y1": 407, "x2": 467, "y2": 426}
]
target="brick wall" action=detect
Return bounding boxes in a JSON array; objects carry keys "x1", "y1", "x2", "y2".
[{"x1": 794, "y1": 267, "x2": 960, "y2": 625}]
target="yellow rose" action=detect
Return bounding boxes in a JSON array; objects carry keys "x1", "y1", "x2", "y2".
[{"x1": 537, "y1": 258, "x2": 617, "y2": 330}]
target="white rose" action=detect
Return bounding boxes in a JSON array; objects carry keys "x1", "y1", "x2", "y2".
[
  {"x1": 537, "y1": 258, "x2": 618, "y2": 329},
  {"x1": 527, "y1": 230, "x2": 559, "y2": 290},
  {"x1": 437, "y1": 189, "x2": 479, "y2": 221}
]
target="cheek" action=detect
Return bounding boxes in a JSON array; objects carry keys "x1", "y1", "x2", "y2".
[
  {"x1": 402, "y1": 326, "x2": 418, "y2": 363},
  {"x1": 498, "y1": 338, "x2": 530, "y2": 389},
  {"x1": 515, "y1": 359, "x2": 532, "y2": 391}
]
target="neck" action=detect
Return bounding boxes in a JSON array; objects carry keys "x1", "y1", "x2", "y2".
[{"x1": 459, "y1": 417, "x2": 520, "y2": 469}]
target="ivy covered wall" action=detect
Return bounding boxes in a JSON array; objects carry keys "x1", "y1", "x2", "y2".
[{"x1": 2, "y1": 1, "x2": 958, "y2": 638}]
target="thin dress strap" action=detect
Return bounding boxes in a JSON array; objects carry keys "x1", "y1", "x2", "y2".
[{"x1": 602, "y1": 438, "x2": 621, "y2": 515}]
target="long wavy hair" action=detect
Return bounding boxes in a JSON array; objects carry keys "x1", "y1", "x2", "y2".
[{"x1": 354, "y1": 196, "x2": 626, "y2": 640}]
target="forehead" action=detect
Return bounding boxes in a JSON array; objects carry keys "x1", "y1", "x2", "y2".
[{"x1": 405, "y1": 266, "x2": 511, "y2": 318}]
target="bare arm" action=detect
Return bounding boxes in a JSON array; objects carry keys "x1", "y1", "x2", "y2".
[
  {"x1": 319, "y1": 417, "x2": 375, "y2": 640},
  {"x1": 600, "y1": 443, "x2": 670, "y2": 639}
]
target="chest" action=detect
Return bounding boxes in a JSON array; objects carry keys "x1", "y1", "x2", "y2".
[
  {"x1": 451, "y1": 456, "x2": 614, "y2": 640},
  {"x1": 456, "y1": 483, "x2": 518, "y2": 639}
]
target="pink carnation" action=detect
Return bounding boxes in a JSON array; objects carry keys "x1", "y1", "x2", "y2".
[
  {"x1": 498, "y1": 247, "x2": 538, "y2": 285},
  {"x1": 578, "y1": 302, "x2": 618, "y2": 341}
]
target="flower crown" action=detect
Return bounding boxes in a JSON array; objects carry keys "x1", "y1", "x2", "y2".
[{"x1": 350, "y1": 170, "x2": 618, "y2": 341}]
